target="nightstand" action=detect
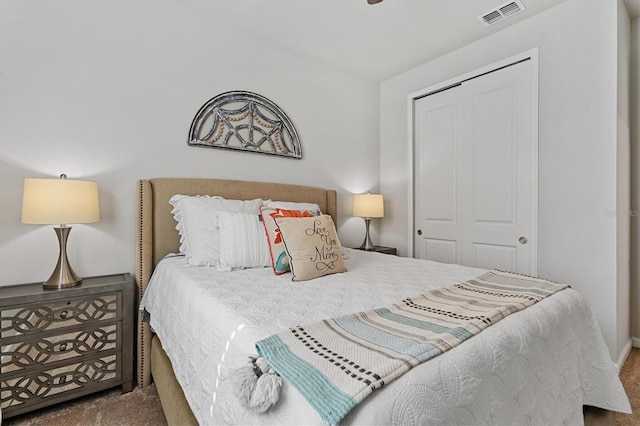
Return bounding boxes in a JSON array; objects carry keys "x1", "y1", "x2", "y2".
[
  {"x1": 0, "y1": 273, "x2": 134, "y2": 419},
  {"x1": 355, "y1": 246, "x2": 397, "y2": 255}
]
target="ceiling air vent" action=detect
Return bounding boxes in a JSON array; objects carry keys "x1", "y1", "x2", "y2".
[{"x1": 478, "y1": 0, "x2": 526, "y2": 26}]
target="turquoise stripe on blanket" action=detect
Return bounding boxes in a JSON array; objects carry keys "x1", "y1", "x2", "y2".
[
  {"x1": 374, "y1": 308, "x2": 476, "y2": 341},
  {"x1": 256, "y1": 334, "x2": 356, "y2": 425},
  {"x1": 254, "y1": 270, "x2": 569, "y2": 424},
  {"x1": 333, "y1": 314, "x2": 443, "y2": 361}
]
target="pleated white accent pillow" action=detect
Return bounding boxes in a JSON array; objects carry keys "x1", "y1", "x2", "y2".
[
  {"x1": 169, "y1": 195, "x2": 263, "y2": 266},
  {"x1": 215, "y1": 210, "x2": 271, "y2": 270}
]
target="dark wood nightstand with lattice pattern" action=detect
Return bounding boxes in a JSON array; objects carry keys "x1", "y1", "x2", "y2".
[{"x1": 0, "y1": 273, "x2": 134, "y2": 419}]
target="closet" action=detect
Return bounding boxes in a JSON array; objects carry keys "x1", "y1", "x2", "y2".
[{"x1": 412, "y1": 57, "x2": 537, "y2": 275}]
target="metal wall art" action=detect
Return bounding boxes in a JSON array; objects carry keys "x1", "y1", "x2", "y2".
[{"x1": 188, "y1": 91, "x2": 302, "y2": 159}]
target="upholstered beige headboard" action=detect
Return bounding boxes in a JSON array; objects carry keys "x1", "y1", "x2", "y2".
[{"x1": 135, "y1": 178, "x2": 337, "y2": 387}]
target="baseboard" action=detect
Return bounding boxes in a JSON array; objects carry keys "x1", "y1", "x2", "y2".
[
  {"x1": 632, "y1": 336, "x2": 640, "y2": 348},
  {"x1": 616, "y1": 338, "x2": 633, "y2": 371}
]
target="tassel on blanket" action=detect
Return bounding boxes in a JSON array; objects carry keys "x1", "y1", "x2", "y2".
[{"x1": 231, "y1": 356, "x2": 282, "y2": 413}]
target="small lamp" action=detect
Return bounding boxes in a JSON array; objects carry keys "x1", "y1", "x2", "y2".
[
  {"x1": 353, "y1": 193, "x2": 384, "y2": 251},
  {"x1": 21, "y1": 174, "x2": 100, "y2": 289}
]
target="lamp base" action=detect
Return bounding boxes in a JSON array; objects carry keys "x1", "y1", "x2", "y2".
[
  {"x1": 358, "y1": 218, "x2": 376, "y2": 251},
  {"x1": 44, "y1": 226, "x2": 82, "y2": 289}
]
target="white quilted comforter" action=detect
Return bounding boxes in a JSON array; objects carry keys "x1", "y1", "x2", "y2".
[{"x1": 141, "y1": 249, "x2": 630, "y2": 425}]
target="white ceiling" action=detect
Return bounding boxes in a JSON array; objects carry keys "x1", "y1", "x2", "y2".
[{"x1": 184, "y1": 0, "x2": 568, "y2": 82}]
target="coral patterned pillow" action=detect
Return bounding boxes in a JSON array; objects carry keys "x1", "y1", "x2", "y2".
[{"x1": 260, "y1": 206, "x2": 318, "y2": 275}]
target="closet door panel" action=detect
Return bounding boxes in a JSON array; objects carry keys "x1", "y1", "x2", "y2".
[
  {"x1": 414, "y1": 86, "x2": 462, "y2": 264},
  {"x1": 413, "y1": 59, "x2": 535, "y2": 275}
]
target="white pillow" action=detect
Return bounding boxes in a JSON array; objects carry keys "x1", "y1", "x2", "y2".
[
  {"x1": 263, "y1": 200, "x2": 321, "y2": 214},
  {"x1": 169, "y1": 195, "x2": 264, "y2": 266},
  {"x1": 214, "y1": 211, "x2": 271, "y2": 270}
]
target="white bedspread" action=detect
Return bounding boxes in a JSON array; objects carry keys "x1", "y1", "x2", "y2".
[{"x1": 141, "y1": 249, "x2": 630, "y2": 425}]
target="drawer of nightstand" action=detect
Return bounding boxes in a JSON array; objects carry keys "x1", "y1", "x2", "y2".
[
  {"x1": 0, "y1": 353, "x2": 121, "y2": 411},
  {"x1": 1, "y1": 322, "x2": 121, "y2": 374},
  {"x1": 0, "y1": 292, "x2": 121, "y2": 337}
]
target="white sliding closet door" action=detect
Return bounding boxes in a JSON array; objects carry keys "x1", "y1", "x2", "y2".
[{"x1": 413, "y1": 59, "x2": 536, "y2": 275}]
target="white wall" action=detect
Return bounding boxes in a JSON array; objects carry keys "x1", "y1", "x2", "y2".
[
  {"x1": 379, "y1": 0, "x2": 625, "y2": 359},
  {"x1": 617, "y1": 0, "x2": 632, "y2": 361},
  {"x1": 631, "y1": 16, "x2": 640, "y2": 341},
  {"x1": 0, "y1": 1, "x2": 380, "y2": 286}
]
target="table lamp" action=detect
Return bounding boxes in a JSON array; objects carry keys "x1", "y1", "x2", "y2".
[
  {"x1": 353, "y1": 193, "x2": 384, "y2": 251},
  {"x1": 21, "y1": 174, "x2": 100, "y2": 289}
]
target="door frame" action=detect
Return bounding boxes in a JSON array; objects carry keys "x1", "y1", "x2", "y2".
[{"x1": 406, "y1": 48, "x2": 539, "y2": 275}]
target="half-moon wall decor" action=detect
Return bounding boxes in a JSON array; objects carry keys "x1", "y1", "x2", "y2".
[{"x1": 188, "y1": 91, "x2": 302, "y2": 159}]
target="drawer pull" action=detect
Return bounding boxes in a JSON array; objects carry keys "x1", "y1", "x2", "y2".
[{"x1": 60, "y1": 310, "x2": 68, "y2": 319}]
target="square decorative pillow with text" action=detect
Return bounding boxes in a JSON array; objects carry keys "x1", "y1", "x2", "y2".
[{"x1": 274, "y1": 215, "x2": 347, "y2": 282}]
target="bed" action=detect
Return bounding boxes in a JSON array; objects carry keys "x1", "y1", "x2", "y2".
[{"x1": 135, "y1": 177, "x2": 630, "y2": 425}]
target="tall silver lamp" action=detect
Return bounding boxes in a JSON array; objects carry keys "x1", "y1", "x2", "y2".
[
  {"x1": 21, "y1": 174, "x2": 100, "y2": 289},
  {"x1": 353, "y1": 193, "x2": 384, "y2": 251}
]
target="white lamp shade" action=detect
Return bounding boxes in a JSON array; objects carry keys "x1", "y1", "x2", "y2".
[
  {"x1": 22, "y1": 178, "x2": 100, "y2": 225},
  {"x1": 353, "y1": 193, "x2": 384, "y2": 218}
]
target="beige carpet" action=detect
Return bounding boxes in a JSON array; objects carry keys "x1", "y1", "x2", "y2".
[
  {"x1": 616, "y1": 347, "x2": 640, "y2": 425},
  {"x1": 2, "y1": 384, "x2": 167, "y2": 426},
  {"x1": 3, "y1": 349, "x2": 640, "y2": 425}
]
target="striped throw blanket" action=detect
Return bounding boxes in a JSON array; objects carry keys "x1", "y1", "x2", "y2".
[{"x1": 256, "y1": 270, "x2": 569, "y2": 424}]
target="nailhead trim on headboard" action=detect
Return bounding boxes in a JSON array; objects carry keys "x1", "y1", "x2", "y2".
[{"x1": 136, "y1": 179, "x2": 152, "y2": 387}]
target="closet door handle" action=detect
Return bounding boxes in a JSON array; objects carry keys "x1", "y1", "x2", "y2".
[
  {"x1": 519, "y1": 236, "x2": 528, "y2": 244},
  {"x1": 417, "y1": 229, "x2": 423, "y2": 236}
]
